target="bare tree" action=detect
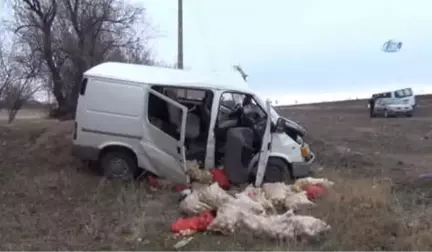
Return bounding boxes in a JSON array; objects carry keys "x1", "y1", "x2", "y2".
[
  {"x1": 3, "y1": 78, "x2": 41, "y2": 123},
  {"x1": 0, "y1": 41, "x2": 13, "y2": 104},
  {"x1": 0, "y1": 35, "x2": 41, "y2": 122},
  {"x1": 11, "y1": 0, "x2": 157, "y2": 118}
]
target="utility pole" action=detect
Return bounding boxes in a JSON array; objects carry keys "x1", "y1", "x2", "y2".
[{"x1": 177, "y1": 0, "x2": 184, "y2": 69}]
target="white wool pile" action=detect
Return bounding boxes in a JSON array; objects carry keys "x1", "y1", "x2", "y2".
[
  {"x1": 239, "y1": 209, "x2": 331, "y2": 239},
  {"x1": 207, "y1": 203, "x2": 243, "y2": 235},
  {"x1": 291, "y1": 177, "x2": 334, "y2": 192},
  {"x1": 238, "y1": 185, "x2": 275, "y2": 214},
  {"x1": 262, "y1": 182, "x2": 293, "y2": 208},
  {"x1": 289, "y1": 215, "x2": 331, "y2": 237},
  {"x1": 179, "y1": 183, "x2": 233, "y2": 215},
  {"x1": 179, "y1": 191, "x2": 212, "y2": 216},
  {"x1": 178, "y1": 177, "x2": 333, "y2": 239},
  {"x1": 196, "y1": 182, "x2": 234, "y2": 209},
  {"x1": 285, "y1": 191, "x2": 316, "y2": 211},
  {"x1": 231, "y1": 193, "x2": 266, "y2": 215},
  {"x1": 207, "y1": 190, "x2": 267, "y2": 234},
  {"x1": 239, "y1": 209, "x2": 296, "y2": 239}
]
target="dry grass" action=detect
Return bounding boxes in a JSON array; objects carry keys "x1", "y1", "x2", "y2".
[
  {"x1": 301, "y1": 170, "x2": 432, "y2": 251},
  {"x1": 1, "y1": 119, "x2": 432, "y2": 250}
]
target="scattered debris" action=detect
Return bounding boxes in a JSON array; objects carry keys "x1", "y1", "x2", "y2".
[
  {"x1": 210, "y1": 168, "x2": 230, "y2": 189},
  {"x1": 262, "y1": 182, "x2": 292, "y2": 209},
  {"x1": 173, "y1": 236, "x2": 194, "y2": 250},
  {"x1": 186, "y1": 160, "x2": 213, "y2": 184},
  {"x1": 173, "y1": 177, "x2": 335, "y2": 240},
  {"x1": 171, "y1": 210, "x2": 215, "y2": 233},
  {"x1": 292, "y1": 177, "x2": 334, "y2": 192},
  {"x1": 284, "y1": 191, "x2": 315, "y2": 210},
  {"x1": 305, "y1": 184, "x2": 328, "y2": 200}
]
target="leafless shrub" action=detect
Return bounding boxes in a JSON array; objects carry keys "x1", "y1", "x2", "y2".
[
  {"x1": 8, "y1": 0, "x2": 158, "y2": 118},
  {"x1": 0, "y1": 37, "x2": 41, "y2": 123}
]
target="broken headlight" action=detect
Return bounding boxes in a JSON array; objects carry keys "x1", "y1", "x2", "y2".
[{"x1": 296, "y1": 135, "x2": 304, "y2": 145}]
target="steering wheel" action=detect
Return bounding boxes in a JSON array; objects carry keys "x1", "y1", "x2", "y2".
[{"x1": 233, "y1": 103, "x2": 242, "y2": 112}]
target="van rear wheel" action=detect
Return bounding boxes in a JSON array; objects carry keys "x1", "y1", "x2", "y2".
[{"x1": 100, "y1": 151, "x2": 138, "y2": 181}]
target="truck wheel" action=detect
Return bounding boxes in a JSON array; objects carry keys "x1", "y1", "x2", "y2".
[
  {"x1": 99, "y1": 151, "x2": 138, "y2": 181},
  {"x1": 406, "y1": 112, "x2": 413, "y2": 117},
  {"x1": 384, "y1": 109, "x2": 389, "y2": 118},
  {"x1": 263, "y1": 158, "x2": 293, "y2": 183}
]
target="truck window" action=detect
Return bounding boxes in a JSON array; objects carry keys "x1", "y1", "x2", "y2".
[
  {"x1": 164, "y1": 87, "x2": 206, "y2": 101},
  {"x1": 394, "y1": 88, "x2": 413, "y2": 98},
  {"x1": 221, "y1": 93, "x2": 236, "y2": 108}
]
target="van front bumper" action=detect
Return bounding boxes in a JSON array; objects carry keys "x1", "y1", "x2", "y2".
[{"x1": 291, "y1": 152, "x2": 316, "y2": 178}]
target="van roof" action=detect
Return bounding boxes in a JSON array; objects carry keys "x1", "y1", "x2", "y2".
[
  {"x1": 84, "y1": 62, "x2": 250, "y2": 92},
  {"x1": 371, "y1": 87, "x2": 413, "y2": 96}
]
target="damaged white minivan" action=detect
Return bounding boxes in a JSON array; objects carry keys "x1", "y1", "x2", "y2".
[{"x1": 72, "y1": 62, "x2": 316, "y2": 186}]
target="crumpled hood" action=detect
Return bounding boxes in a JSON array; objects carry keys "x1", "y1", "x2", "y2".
[{"x1": 281, "y1": 117, "x2": 307, "y2": 137}]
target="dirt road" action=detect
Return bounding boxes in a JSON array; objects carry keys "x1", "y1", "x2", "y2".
[
  {"x1": 0, "y1": 96, "x2": 431, "y2": 250},
  {"x1": 0, "y1": 109, "x2": 46, "y2": 121}
]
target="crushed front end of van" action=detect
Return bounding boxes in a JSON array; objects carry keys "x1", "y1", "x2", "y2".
[{"x1": 270, "y1": 116, "x2": 316, "y2": 178}]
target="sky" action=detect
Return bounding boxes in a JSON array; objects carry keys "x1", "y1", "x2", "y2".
[
  {"x1": 2, "y1": 1, "x2": 432, "y2": 104},
  {"x1": 137, "y1": 0, "x2": 432, "y2": 104}
]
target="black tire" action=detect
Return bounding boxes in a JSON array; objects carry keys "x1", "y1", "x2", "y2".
[
  {"x1": 406, "y1": 112, "x2": 413, "y2": 117},
  {"x1": 251, "y1": 157, "x2": 292, "y2": 183},
  {"x1": 99, "y1": 151, "x2": 138, "y2": 181},
  {"x1": 384, "y1": 109, "x2": 389, "y2": 118},
  {"x1": 264, "y1": 158, "x2": 293, "y2": 183}
]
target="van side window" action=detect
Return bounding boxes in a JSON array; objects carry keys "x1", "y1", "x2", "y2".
[
  {"x1": 148, "y1": 85, "x2": 214, "y2": 146},
  {"x1": 395, "y1": 90, "x2": 405, "y2": 98},
  {"x1": 147, "y1": 91, "x2": 182, "y2": 140},
  {"x1": 395, "y1": 88, "x2": 413, "y2": 98}
]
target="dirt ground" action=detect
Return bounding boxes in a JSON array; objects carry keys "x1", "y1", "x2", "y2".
[
  {"x1": 0, "y1": 96, "x2": 432, "y2": 250},
  {"x1": 0, "y1": 108, "x2": 46, "y2": 121}
]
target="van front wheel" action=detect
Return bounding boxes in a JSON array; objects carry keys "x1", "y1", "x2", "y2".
[
  {"x1": 100, "y1": 151, "x2": 138, "y2": 181},
  {"x1": 250, "y1": 157, "x2": 293, "y2": 184},
  {"x1": 264, "y1": 158, "x2": 293, "y2": 183}
]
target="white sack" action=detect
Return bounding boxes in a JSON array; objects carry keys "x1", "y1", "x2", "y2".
[
  {"x1": 207, "y1": 203, "x2": 243, "y2": 235},
  {"x1": 290, "y1": 215, "x2": 331, "y2": 237},
  {"x1": 179, "y1": 191, "x2": 213, "y2": 216},
  {"x1": 262, "y1": 182, "x2": 292, "y2": 208},
  {"x1": 285, "y1": 191, "x2": 316, "y2": 211},
  {"x1": 291, "y1": 177, "x2": 334, "y2": 192},
  {"x1": 239, "y1": 209, "x2": 296, "y2": 239},
  {"x1": 196, "y1": 182, "x2": 234, "y2": 209},
  {"x1": 239, "y1": 210, "x2": 330, "y2": 239},
  {"x1": 232, "y1": 193, "x2": 266, "y2": 215},
  {"x1": 238, "y1": 184, "x2": 275, "y2": 214}
]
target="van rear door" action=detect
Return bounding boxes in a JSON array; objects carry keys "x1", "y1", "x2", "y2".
[
  {"x1": 254, "y1": 100, "x2": 272, "y2": 187},
  {"x1": 141, "y1": 88, "x2": 188, "y2": 184}
]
